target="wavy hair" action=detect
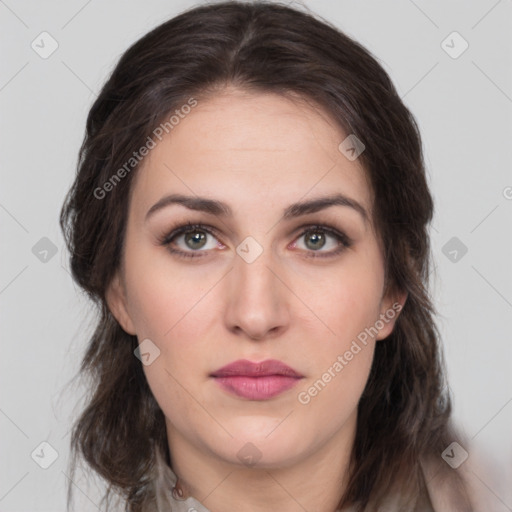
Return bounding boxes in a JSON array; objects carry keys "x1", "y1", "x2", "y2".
[{"x1": 60, "y1": 1, "x2": 472, "y2": 510}]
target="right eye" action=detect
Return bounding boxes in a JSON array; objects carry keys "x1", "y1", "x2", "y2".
[{"x1": 160, "y1": 222, "x2": 226, "y2": 259}]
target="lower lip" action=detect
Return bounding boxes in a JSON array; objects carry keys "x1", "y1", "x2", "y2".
[{"x1": 212, "y1": 375, "x2": 302, "y2": 400}]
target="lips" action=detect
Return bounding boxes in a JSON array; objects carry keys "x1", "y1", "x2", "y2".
[
  {"x1": 210, "y1": 359, "x2": 303, "y2": 378},
  {"x1": 210, "y1": 359, "x2": 303, "y2": 400}
]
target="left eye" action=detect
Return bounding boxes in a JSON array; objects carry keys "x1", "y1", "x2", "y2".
[
  {"x1": 292, "y1": 227, "x2": 348, "y2": 254},
  {"x1": 160, "y1": 223, "x2": 351, "y2": 259}
]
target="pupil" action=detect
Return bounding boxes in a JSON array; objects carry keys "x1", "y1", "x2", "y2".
[
  {"x1": 185, "y1": 231, "x2": 206, "y2": 249},
  {"x1": 306, "y1": 231, "x2": 325, "y2": 250}
]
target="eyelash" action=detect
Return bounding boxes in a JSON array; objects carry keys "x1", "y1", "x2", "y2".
[{"x1": 158, "y1": 221, "x2": 353, "y2": 260}]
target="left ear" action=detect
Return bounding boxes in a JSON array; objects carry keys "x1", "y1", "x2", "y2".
[{"x1": 374, "y1": 287, "x2": 408, "y2": 341}]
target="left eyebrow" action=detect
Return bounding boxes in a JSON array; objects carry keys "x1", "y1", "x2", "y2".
[
  {"x1": 281, "y1": 194, "x2": 368, "y2": 225},
  {"x1": 145, "y1": 193, "x2": 369, "y2": 225}
]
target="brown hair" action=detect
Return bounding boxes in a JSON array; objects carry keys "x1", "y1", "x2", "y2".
[{"x1": 60, "y1": 1, "x2": 472, "y2": 510}]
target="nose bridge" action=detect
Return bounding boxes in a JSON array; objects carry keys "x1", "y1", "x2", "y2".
[
  {"x1": 223, "y1": 238, "x2": 289, "y2": 339},
  {"x1": 235, "y1": 246, "x2": 277, "y2": 297}
]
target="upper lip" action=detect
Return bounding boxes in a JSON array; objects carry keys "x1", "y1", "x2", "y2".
[{"x1": 210, "y1": 359, "x2": 303, "y2": 378}]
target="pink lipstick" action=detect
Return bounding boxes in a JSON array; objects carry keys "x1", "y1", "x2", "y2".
[{"x1": 210, "y1": 359, "x2": 303, "y2": 400}]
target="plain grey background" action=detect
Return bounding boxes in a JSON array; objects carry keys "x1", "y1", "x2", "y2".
[{"x1": 1, "y1": 0, "x2": 511, "y2": 510}]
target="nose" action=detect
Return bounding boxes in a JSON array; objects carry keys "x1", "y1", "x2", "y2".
[{"x1": 223, "y1": 245, "x2": 290, "y2": 341}]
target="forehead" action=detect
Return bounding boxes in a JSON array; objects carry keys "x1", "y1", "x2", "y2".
[{"x1": 129, "y1": 90, "x2": 373, "y2": 221}]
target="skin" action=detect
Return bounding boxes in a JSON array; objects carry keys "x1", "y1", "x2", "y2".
[{"x1": 106, "y1": 88, "x2": 407, "y2": 512}]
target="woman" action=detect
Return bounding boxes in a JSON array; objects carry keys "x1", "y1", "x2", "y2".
[{"x1": 60, "y1": 1, "x2": 483, "y2": 510}]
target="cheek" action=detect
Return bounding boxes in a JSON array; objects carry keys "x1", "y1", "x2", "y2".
[
  {"x1": 123, "y1": 247, "x2": 215, "y2": 339},
  {"x1": 132, "y1": 282, "x2": 214, "y2": 434},
  {"x1": 124, "y1": 255, "x2": 219, "y2": 377},
  {"x1": 315, "y1": 264, "x2": 384, "y2": 343},
  {"x1": 296, "y1": 335, "x2": 376, "y2": 429},
  {"x1": 297, "y1": 262, "x2": 382, "y2": 408}
]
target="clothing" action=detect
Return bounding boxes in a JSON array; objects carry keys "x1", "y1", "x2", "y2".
[
  {"x1": 151, "y1": 463, "x2": 434, "y2": 512},
  {"x1": 147, "y1": 446, "x2": 481, "y2": 512}
]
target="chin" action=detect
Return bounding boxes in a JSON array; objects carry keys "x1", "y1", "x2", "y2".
[{"x1": 212, "y1": 423, "x2": 309, "y2": 468}]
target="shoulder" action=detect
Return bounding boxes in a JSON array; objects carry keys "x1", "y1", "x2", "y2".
[{"x1": 419, "y1": 449, "x2": 493, "y2": 512}]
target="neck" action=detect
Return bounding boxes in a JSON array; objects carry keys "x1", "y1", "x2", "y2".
[{"x1": 165, "y1": 412, "x2": 356, "y2": 512}]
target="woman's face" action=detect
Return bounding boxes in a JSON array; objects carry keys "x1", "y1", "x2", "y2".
[{"x1": 107, "y1": 89, "x2": 405, "y2": 470}]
